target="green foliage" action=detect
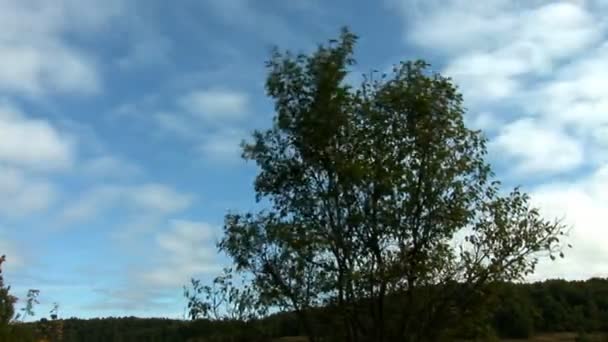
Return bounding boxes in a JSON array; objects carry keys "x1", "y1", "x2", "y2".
[
  {"x1": 15, "y1": 289, "x2": 40, "y2": 322},
  {"x1": 184, "y1": 268, "x2": 266, "y2": 322},
  {"x1": 491, "y1": 283, "x2": 535, "y2": 338},
  {"x1": 0, "y1": 255, "x2": 36, "y2": 342},
  {"x1": 0, "y1": 255, "x2": 16, "y2": 326},
  {"x1": 0, "y1": 255, "x2": 16, "y2": 341},
  {"x1": 216, "y1": 28, "x2": 567, "y2": 341}
]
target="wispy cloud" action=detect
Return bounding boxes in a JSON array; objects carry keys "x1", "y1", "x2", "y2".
[
  {"x1": 530, "y1": 166, "x2": 608, "y2": 280},
  {"x1": 0, "y1": 231, "x2": 26, "y2": 271},
  {"x1": 395, "y1": 0, "x2": 604, "y2": 105},
  {"x1": 0, "y1": 101, "x2": 74, "y2": 217},
  {"x1": 154, "y1": 111, "x2": 198, "y2": 139},
  {"x1": 198, "y1": 128, "x2": 247, "y2": 164},
  {"x1": 61, "y1": 184, "x2": 194, "y2": 224},
  {"x1": 490, "y1": 118, "x2": 584, "y2": 175},
  {"x1": 391, "y1": 0, "x2": 608, "y2": 280},
  {"x1": 202, "y1": 0, "x2": 297, "y2": 44},
  {"x1": 81, "y1": 155, "x2": 142, "y2": 179},
  {"x1": 117, "y1": 34, "x2": 173, "y2": 70},
  {"x1": 118, "y1": 88, "x2": 252, "y2": 165},
  {"x1": 394, "y1": 0, "x2": 608, "y2": 174},
  {"x1": 0, "y1": 0, "x2": 124, "y2": 96},
  {"x1": 82, "y1": 219, "x2": 221, "y2": 316},
  {"x1": 141, "y1": 219, "x2": 221, "y2": 288},
  {"x1": 0, "y1": 166, "x2": 57, "y2": 217},
  {"x1": 178, "y1": 89, "x2": 250, "y2": 123},
  {"x1": 0, "y1": 103, "x2": 75, "y2": 170}
]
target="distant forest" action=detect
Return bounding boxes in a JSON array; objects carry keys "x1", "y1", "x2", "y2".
[{"x1": 17, "y1": 278, "x2": 608, "y2": 341}]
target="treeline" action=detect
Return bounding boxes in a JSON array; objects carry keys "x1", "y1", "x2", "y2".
[
  {"x1": 16, "y1": 277, "x2": 608, "y2": 341},
  {"x1": 265, "y1": 277, "x2": 608, "y2": 340},
  {"x1": 23, "y1": 317, "x2": 269, "y2": 342},
  {"x1": 492, "y1": 278, "x2": 608, "y2": 338}
]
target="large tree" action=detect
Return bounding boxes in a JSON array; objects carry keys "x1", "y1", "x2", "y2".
[{"x1": 218, "y1": 29, "x2": 567, "y2": 342}]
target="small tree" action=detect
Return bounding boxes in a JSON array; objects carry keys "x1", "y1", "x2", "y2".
[
  {"x1": 0, "y1": 255, "x2": 17, "y2": 328},
  {"x1": 184, "y1": 268, "x2": 266, "y2": 322},
  {"x1": 0, "y1": 255, "x2": 37, "y2": 341},
  {"x1": 16, "y1": 289, "x2": 40, "y2": 322},
  {"x1": 217, "y1": 28, "x2": 567, "y2": 342}
]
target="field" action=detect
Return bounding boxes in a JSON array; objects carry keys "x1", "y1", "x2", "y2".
[{"x1": 275, "y1": 333, "x2": 608, "y2": 341}]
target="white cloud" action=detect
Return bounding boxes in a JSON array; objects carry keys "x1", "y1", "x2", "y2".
[
  {"x1": 199, "y1": 129, "x2": 246, "y2": 163},
  {"x1": 527, "y1": 42, "x2": 608, "y2": 132},
  {"x1": 465, "y1": 111, "x2": 503, "y2": 133},
  {"x1": 142, "y1": 219, "x2": 220, "y2": 287},
  {"x1": 203, "y1": 0, "x2": 297, "y2": 44},
  {"x1": 529, "y1": 165, "x2": 608, "y2": 280},
  {"x1": 401, "y1": 0, "x2": 600, "y2": 57},
  {"x1": 0, "y1": 101, "x2": 72, "y2": 217},
  {"x1": 109, "y1": 94, "x2": 161, "y2": 121},
  {"x1": 0, "y1": 104, "x2": 75, "y2": 170},
  {"x1": 178, "y1": 89, "x2": 249, "y2": 123},
  {"x1": 60, "y1": 185, "x2": 120, "y2": 222},
  {"x1": 0, "y1": 233, "x2": 25, "y2": 271},
  {"x1": 117, "y1": 34, "x2": 172, "y2": 69},
  {"x1": 0, "y1": 43, "x2": 100, "y2": 96},
  {"x1": 61, "y1": 184, "x2": 194, "y2": 223},
  {"x1": 156, "y1": 220, "x2": 216, "y2": 259},
  {"x1": 395, "y1": 0, "x2": 608, "y2": 175},
  {"x1": 0, "y1": 0, "x2": 123, "y2": 96},
  {"x1": 410, "y1": 1, "x2": 603, "y2": 105},
  {"x1": 154, "y1": 111, "x2": 198, "y2": 139},
  {"x1": 81, "y1": 155, "x2": 141, "y2": 179},
  {"x1": 79, "y1": 220, "x2": 220, "y2": 315},
  {"x1": 392, "y1": 0, "x2": 512, "y2": 53},
  {"x1": 0, "y1": 166, "x2": 57, "y2": 217},
  {"x1": 391, "y1": 0, "x2": 608, "y2": 281},
  {"x1": 129, "y1": 184, "x2": 194, "y2": 214},
  {"x1": 143, "y1": 92, "x2": 250, "y2": 164},
  {"x1": 491, "y1": 118, "x2": 584, "y2": 175},
  {"x1": 444, "y1": 52, "x2": 526, "y2": 103}
]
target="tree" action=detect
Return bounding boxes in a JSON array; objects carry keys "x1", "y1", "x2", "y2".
[
  {"x1": 0, "y1": 255, "x2": 17, "y2": 329},
  {"x1": 492, "y1": 283, "x2": 534, "y2": 338},
  {"x1": 183, "y1": 268, "x2": 265, "y2": 322},
  {"x1": 217, "y1": 28, "x2": 568, "y2": 342},
  {"x1": 0, "y1": 255, "x2": 36, "y2": 341}
]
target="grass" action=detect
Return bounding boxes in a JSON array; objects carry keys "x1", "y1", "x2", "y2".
[{"x1": 275, "y1": 333, "x2": 608, "y2": 341}]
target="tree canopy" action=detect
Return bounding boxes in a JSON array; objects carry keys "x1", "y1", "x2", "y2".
[{"x1": 212, "y1": 28, "x2": 568, "y2": 341}]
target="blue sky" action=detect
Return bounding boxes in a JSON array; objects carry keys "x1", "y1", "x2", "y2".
[{"x1": 2, "y1": 0, "x2": 608, "y2": 319}]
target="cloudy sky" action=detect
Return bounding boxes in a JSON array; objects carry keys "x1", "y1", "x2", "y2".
[{"x1": 1, "y1": 0, "x2": 607, "y2": 319}]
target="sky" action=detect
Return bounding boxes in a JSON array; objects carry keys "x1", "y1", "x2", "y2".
[{"x1": 1, "y1": 0, "x2": 608, "y2": 319}]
